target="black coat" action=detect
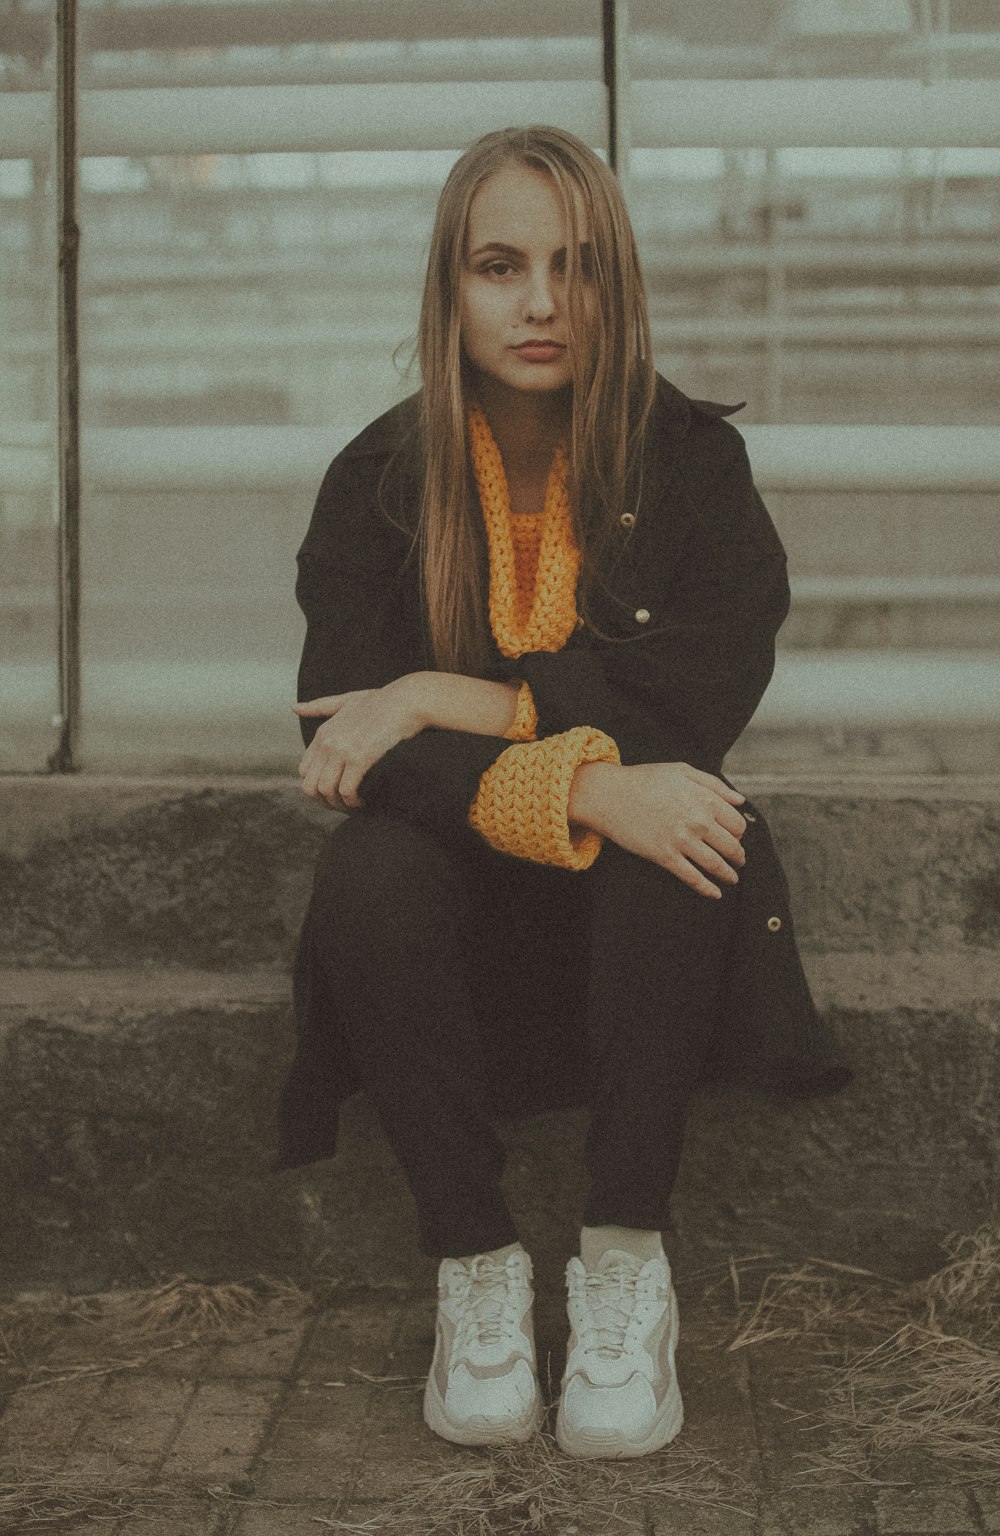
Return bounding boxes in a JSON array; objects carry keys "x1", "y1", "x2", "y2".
[{"x1": 283, "y1": 374, "x2": 851, "y2": 1168}]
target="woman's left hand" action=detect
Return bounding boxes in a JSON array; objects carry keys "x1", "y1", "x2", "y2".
[{"x1": 294, "y1": 677, "x2": 425, "y2": 811}]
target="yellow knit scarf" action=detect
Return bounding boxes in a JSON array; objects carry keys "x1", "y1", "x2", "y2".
[{"x1": 467, "y1": 406, "x2": 580, "y2": 659}]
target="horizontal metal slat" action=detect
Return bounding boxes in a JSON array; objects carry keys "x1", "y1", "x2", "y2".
[
  {"x1": 4, "y1": 425, "x2": 999, "y2": 494},
  {"x1": 4, "y1": 79, "x2": 1000, "y2": 157}
]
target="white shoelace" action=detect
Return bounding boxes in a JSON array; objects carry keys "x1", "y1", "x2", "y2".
[
  {"x1": 576, "y1": 1262, "x2": 643, "y2": 1359},
  {"x1": 449, "y1": 1256, "x2": 525, "y2": 1353}
]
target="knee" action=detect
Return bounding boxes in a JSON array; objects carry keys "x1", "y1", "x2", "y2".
[
  {"x1": 591, "y1": 839, "x2": 739, "y2": 940},
  {"x1": 307, "y1": 811, "x2": 461, "y2": 933}
]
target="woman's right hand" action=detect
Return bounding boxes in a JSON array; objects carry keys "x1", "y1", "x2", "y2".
[{"x1": 572, "y1": 761, "x2": 748, "y2": 899}]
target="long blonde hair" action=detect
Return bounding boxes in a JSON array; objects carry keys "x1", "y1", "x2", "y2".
[{"x1": 415, "y1": 125, "x2": 655, "y2": 675}]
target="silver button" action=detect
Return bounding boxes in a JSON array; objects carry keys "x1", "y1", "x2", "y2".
[
  {"x1": 619, "y1": 511, "x2": 636, "y2": 528},
  {"x1": 767, "y1": 916, "x2": 782, "y2": 933},
  {"x1": 634, "y1": 608, "x2": 650, "y2": 624}
]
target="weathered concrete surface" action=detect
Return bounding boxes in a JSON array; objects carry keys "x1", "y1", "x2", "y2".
[
  {"x1": 2, "y1": 775, "x2": 999, "y2": 1290},
  {"x1": 2, "y1": 775, "x2": 1000, "y2": 965},
  {"x1": 1, "y1": 956, "x2": 997, "y2": 1291}
]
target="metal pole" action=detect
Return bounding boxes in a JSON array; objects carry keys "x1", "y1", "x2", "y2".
[
  {"x1": 51, "y1": 0, "x2": 81, "y2": 772},
  {"x1": 602, "y1": 0, "x2": 630, "y2": 201}
]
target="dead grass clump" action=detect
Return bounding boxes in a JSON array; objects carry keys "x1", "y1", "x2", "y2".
[
  {"x1": 110, "y1": 1273, "x2": 306, "y2": 1338},
  {"x1": 724, "y1": 1256, "x2": 905, "y2": 1355},
  {"x1": 0, "y1": 1472, "x2": 184, "y2": 1533},
  {"x1": 818, "y1": 1324, "x2": 1000, "y2": 1476},
  {"x1": 0, "y1": 1274, "x2": 309, "y2": 1395},
  {"x1": 723, "y1": 1220, "x2": 1000, "y2": 1481},
  {"x1": 317, "y1": 1424, "x2": 750, "y2": 1536},
  {"x1": 919, "y1": 1225, "x2": 1000, "y2": 1335}
]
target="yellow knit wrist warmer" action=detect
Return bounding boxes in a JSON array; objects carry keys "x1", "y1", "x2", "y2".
[
  {"x1": 469, "y1": 725, "x2": 621, "y2": 871},
  {"x1": 502, "y1": 680, "x2": 539, "y2": 742}
]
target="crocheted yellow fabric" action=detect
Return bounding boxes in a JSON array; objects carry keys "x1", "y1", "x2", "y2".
[
  {"x1": 470, "y1": 725, "x2": 622, "y2": 871},
  {"x1": 466, "y1": 408, "x2": 621, "y2": 870},
  {"x1": 467, "y1": 406, "x2": 581, "y2": 659},
  {"x1": 502, "y1": 679, "x2": 539, "y2": 743}
]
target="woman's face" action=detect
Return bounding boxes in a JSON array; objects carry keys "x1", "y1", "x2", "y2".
[{"x1": 459, "y1": 160, "x2": 593, "y2": 398}]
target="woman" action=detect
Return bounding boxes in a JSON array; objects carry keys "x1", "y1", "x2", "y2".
[{"x1": 278, "y1": 125, "x2": 849, "y2": 1460}]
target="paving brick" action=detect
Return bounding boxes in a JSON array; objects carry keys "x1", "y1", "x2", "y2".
[
  {"x1": 348, "y1": 1383, "x2": 464, "y2": 1502},
  {"x1": 676, "y1": 1330, "x2": 760, "y2": 1482},
  {"x1": 973, "y1": 1486, "x2": 1000, "y2": 1534},
  {"x1": 233, "y1": 1502, "x2": 339, "y2": 1536},
  {"x1": 0, "y1": 1374, "x2": 107, "y2": 1470},
  {"x1": 295, "y1": 1297, "x2": 405, "y2": 1387},
  {"x1": 746, "y1": 1355, "x2": 851, "y2": 1491},
  {"x1": 761, "y1": 1486, "x2": 869, "y2": 1535},
  {"x1": 206, "y1": 1315, "x2": 312, "y2": 1380},
  {"x1": 163, "y1": 1378, "x2": 279, "y2": 1484},
  {"x1": 112, "y1": 1507, "x2": 218, "y2": 1535},
  {"x1": 63, "y1": 1375, "x2": 195, "y2": 1480},
  {"x1": 650, "y1": 1499, "x2": 758, "y2": 1536},
  {"x1": 875, "y1": 1484, "x2": 976, "y2": 1533},
  {"x1": 253, "y1": 1383, "x2": 368, "y2": 1501}
]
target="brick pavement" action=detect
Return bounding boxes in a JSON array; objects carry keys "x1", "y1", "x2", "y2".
[{"x1": 1, "y1": 1277, "x2": 996, "y2": 1536}]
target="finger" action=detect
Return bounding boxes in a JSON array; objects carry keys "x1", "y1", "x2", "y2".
[
  {"x1": 337, "y1": 765, "x2": 365, "y2": 810},
  {"x1": 660, "y1": 850, "x2": 723, "y2": 899},
  {"x1": 684, "y1": 840, "x2": 740, "y2": 886},
  {"x1": 315, "y1": 759, "x2": 348, "y2": 811},
  {"x1": 714, "y1": 804, "x2": 748, "y2": 840},
  {"x1": 683, "y1": 766, "x2": 745, "y2": 803},
  {"x1": 293, "y1": 697, "x2": 343, "y2": 717},
  {"x1": 705, "y1": 823, "x2": 747, "y2": 865},
  {"x1": 302, "y1": 747, "x2": 335, "y2": 803}
]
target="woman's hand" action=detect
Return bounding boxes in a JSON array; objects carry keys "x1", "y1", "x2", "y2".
[
  {"x1": 570, "y1": 760, "x2": 747, "y2": 899},
  {"x1": 294, "y1": 677, "x2": 425, "y2": 811}
]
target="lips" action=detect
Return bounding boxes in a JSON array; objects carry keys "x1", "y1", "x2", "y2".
[{"x1": 513, "y1": 341, "x2": 566, "y2": 362}]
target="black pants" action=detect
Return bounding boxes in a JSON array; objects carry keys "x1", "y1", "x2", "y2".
[{"x1": 295, "y1": 811, "x2": 740, "y2": 1259}]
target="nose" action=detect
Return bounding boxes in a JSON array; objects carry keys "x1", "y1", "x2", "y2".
[{"x1": 522, "y1": 264, "x2": 556, "y2": 324}]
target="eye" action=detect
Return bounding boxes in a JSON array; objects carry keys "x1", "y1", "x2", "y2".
[{"x1": 482, "y1": 259, "x2": 516, "y2": 278}]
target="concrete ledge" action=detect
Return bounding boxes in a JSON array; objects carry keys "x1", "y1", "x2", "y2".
[
  {"x1": 2, "y1": 774, "x2": 1000, "y2": 965},
  {"x1": 2, "y1": 956, "x2": 997, "y2": 1291}
]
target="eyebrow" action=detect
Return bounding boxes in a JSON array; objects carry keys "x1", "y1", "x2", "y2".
[{"x1": 468, "y1": 240, "x2": 593, "y2": 262}]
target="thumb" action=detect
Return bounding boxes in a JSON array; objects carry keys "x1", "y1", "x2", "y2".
[{"x1": 293, "y1": 697, "x2": 341, "y2": 716}]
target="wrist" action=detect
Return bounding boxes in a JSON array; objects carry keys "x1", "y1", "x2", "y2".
[
  {"x1": 385, "y1": 672, "x2": 433, "y2": 732},
  {"x1": 567, "y1": 759, "x2": 621, "y2": 835}
]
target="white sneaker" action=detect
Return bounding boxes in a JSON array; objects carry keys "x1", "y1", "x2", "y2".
[
  {"x1": 556, "y1": 1248, "x2": 683, "y2": 1458},
  {"x1": 422, "y1": 1250, "x2": 543, "y2": 1446}
]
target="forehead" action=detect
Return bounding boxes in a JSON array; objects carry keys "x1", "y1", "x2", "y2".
[{"x1": 465, "y1": 161, "x2": 590, "y2": 251}]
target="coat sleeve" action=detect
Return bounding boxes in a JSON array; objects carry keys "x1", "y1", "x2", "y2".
[
  {"x1": 296, "y1": 452, "x2": 541, "y2": 850},
  {"x1": 510, "y1": 424, "x2": 789, "y2": 774}
]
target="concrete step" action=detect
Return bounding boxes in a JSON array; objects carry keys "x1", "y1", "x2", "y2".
[
  {"x1": 2, "y1": 955, "x2": 998, "y2": 1292},
  {"x1": 2, "y1": 775, "x2": 1000, "y2": 965}
]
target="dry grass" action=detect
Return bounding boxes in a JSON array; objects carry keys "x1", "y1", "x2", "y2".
[
  {"x1": 0, "y1": 1473, "x2": 186, "y2": 1531},
  {"x1": 0, "y1": 1273, "x2": 309, "y2": 1395},
  {"x1": 723, "y1": 1221, "x2": 1000, "y2": 1482},
  {"x1": 2, "y1": 1233, "x2": 998, "y2": 1530},
  {"x1": 317, "y1": 1424, "x2": 751, "y2": 1535},
  {"x1": 0, "y1": 1276, "x2": 311, "y2": 1532}
]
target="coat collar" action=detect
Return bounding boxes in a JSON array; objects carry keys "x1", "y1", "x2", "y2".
[{"x1": 338, "y1": 373, "x2": 744, "y2": 474}]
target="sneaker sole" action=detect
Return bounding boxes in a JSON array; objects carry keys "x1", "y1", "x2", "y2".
[
  {"x1": 555, "y1": 1292, "x2": 683, "y2": 1459},
  {"x1": 423, "y1": 1369, "x2": 544, "y2": 1448}
]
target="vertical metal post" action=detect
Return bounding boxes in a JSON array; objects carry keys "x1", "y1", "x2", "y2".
[
  {"x1": 51, "y1": 0, "x2": 82, "y2": 772},
  {"x1": 762, "y1": 148, "x2": 786, "y2": 423},
  {"x1": 602, "y1": 0, "x2": 631, "y2": 202}
]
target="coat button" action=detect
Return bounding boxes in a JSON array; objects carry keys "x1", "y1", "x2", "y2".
[
  {"x1": 634, "y1": 608, "x2": 650, "y2": 624},
  {"x1": 620, "y1": 511, "x2": 636, "y2": 528},
  {"x1": 767, "y1": 916, "x2": 782, "y2": 932}
]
